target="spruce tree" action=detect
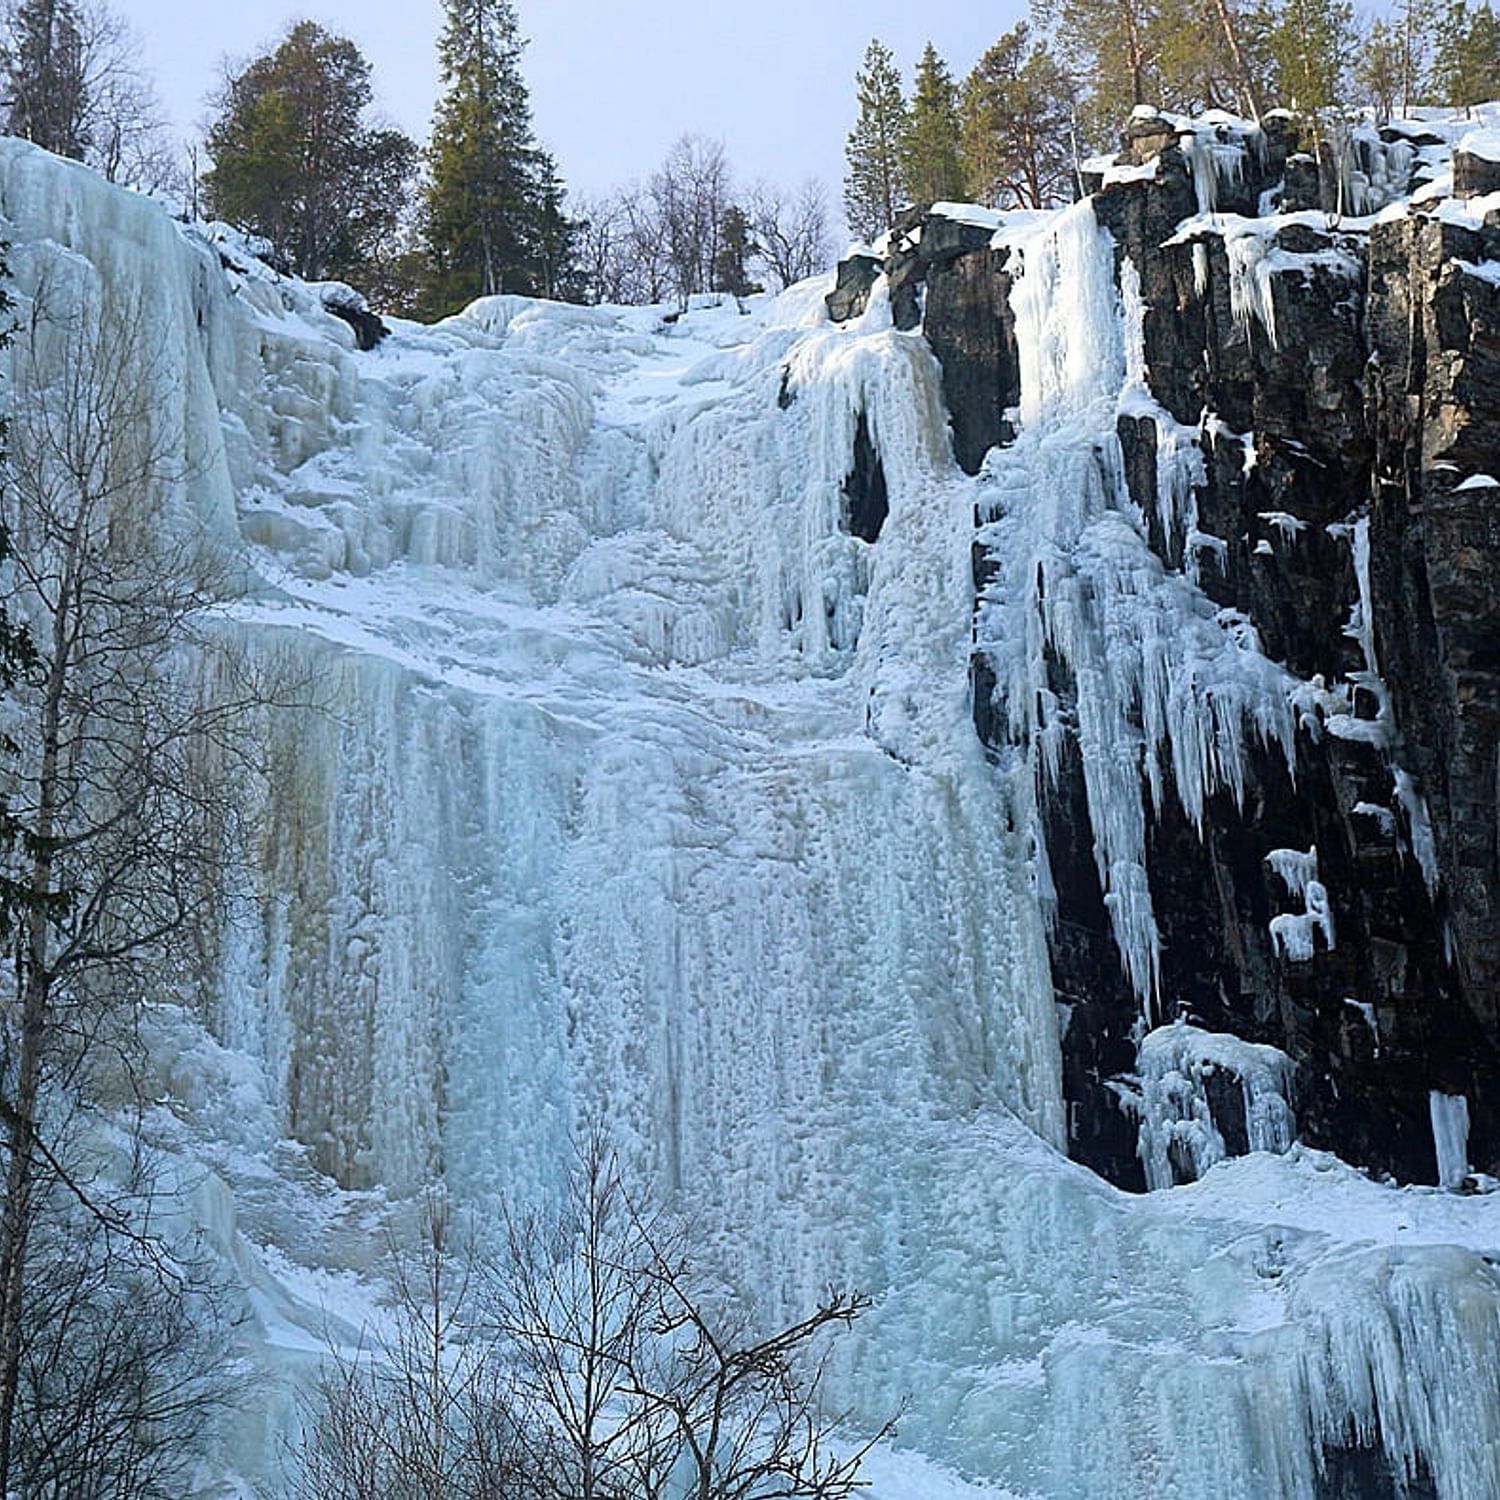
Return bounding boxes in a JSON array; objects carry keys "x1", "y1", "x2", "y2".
[
  {"x1": 844, "y1": 39, "x2": 909, "y2": 242},
  {"x1": 426, "y1": 0, "x2": 567, "y2": 310},
  {"x1": 4, "y1": 0, "x2": 87, "y2": 158},
  {"x1": 712, "y1": 205, "x2": 759, "y2": 297},
  {"x1": 530, "y1": 153, "x2": 585, "y2": 302},
  {"x1": 902, "y1": 44, "x2": 966, "y2": 205}
]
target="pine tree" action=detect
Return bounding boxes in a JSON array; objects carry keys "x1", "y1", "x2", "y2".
[
  {"x1": 902, "y1": 43, "x2": 966, "y2": 205},
  {"x1": 1153, "y1": 0, "x2": 1268, "y2": 116},
  {"x1": 1355, "y1": 19, "x2": 1407, "y2": 119},
  {"x1": 1036, "y1": 0, "x2": 1163, "y2": 141},
  {"x1": 203, "y1": 22, "x2": 417, "y2": 283},
  {"x1": 844, "y1": 39, "x2": 909, "y2": 242},
  {"x1": 1266, "y1": 0, "x2": 1357, "y2": 120},
  {"x1": 960, "y1": 25, "x2": 1078, "y2": 209},
  {"x1": 1395, "y1": 0, "x2": 1432, "y2": 110},
  {"x1": 4, "y1": 0, "x2": 87, "y2": 158},
  {"x1": 426, "y1": 0, "x2": 565, "y2": 310},
  {"x1": 1431, "y1": 0, "x2": 1500, "y2": 108}
]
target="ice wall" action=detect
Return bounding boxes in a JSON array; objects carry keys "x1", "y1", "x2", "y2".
[{"x1": 4, "y1": 139, "x2": 1500, "y2": 1499}]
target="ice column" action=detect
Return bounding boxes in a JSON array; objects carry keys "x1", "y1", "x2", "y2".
[{"x1": 1429, "y1": 1091, "x2": 1472, "y2": 1187}]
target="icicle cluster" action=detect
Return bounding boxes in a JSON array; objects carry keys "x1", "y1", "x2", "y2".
[
  {"x1": 1132, "y1": 1020, "x2": 1296, "y2": 1188},
  {"x1": 975, "y1": 203, "x2": 1300, "y2": 1010}
]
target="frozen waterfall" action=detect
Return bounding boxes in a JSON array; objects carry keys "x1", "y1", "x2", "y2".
[{"x1": 2, "y1": 139, "x2": 1499, "y2": 1499}]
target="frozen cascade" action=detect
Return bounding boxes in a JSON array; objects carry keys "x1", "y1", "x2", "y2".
[
  {"x1": 975, "y1": 201, "x2": 1299, "y2": 1011},
  {"x1": 1429, "y1": 1093, "x2": 1472, "y2": 1188},
  {"x1": 1134, "y1": 1021, "x2": 1296, "y2": 1189},
  {"x1": 1267, "y1": 846, "x2": 1337, "y2": 962},
  {"x1": 4, "y1": 139, "x2": 1500, "y2": 1499}
]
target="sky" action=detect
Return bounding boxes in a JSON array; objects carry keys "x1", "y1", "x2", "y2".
[{"x1": 125, "y1": 0, "x2": 1024, "y2": 209}]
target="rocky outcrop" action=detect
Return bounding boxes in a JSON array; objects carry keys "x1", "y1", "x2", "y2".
[
  {"x1": 825, "y1": 252, "x2": 881, "y2": 323},
  {"x1": 1454, "y1": 142, "x2": 1500, "y2": 198},
  {"x1": 322, "y1": 292, "x2": 390, "y2": 351},
  {"x1": 898, "y1": 122, "x2": 1500, "y2": 1191}
]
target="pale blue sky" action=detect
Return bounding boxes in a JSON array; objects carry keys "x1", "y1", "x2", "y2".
[{"x1": 125, "y1": 1, "x2": 1023, "y2": 206}]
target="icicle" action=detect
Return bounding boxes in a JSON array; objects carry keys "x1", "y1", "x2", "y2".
[
  {"x1": 1268, "y1": 846, "x2": 1335, "y2": 961},
  {"x1": 1226, "y1": 230, "x2": 1279, "y2": 347},
  {"x1": 1394, "y1": 767, "x2": 1441, "y2": 894},
  {"x1": 977, "y1": 202, "x2": 1300, "y2": 1013},
  {"x1": 1429, "y1": 1092, "x2": 1472, "y2": 1187}
]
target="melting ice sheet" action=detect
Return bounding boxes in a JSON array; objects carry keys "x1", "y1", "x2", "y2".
[{"x1": 2, "y1": 140, "x2": 1499, "y2": 1498}]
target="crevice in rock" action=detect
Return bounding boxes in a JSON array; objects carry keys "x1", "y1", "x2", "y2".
[{"x1": 841, "y1": 411, "x2": 888, "y2": 543}]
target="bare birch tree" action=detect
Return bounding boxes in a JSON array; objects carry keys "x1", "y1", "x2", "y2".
[
  {"x1": 0, "y1": 272, "x2": 283, "y2": 1494},
  {"x1": 651, "y1": 135, "x2": 732, "y2": 309},
  {"x1": 294, "y1": 1133, "x2": 893, "y2": 1499},
  {"x1": 747, "y1": 181, "x2": 834, "y2": 292}
]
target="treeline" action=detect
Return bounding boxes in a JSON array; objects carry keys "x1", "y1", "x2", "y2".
[
  {"x1": 199, "y1": 1, "x2": 572, "y2": 317},
  {"x1": 1, "y1": 0, "x2": 182, "y2": 194},
  {"x1": 2, "y1": 0, "x2": 831, "y2": 316},
  {"x1": 843, "y1": 0, "x2": 1500, "y2": 229},
  {"x1": 572, "y1": 137, "x2": 833, "y2": 307},
  {"x1": 203, "y1": 6, "x2": 834, "y2": 316}
]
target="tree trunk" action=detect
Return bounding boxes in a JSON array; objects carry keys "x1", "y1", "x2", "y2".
[
  {"x1": 1210, "y1": 0, "x2": 1264, "y2": 120},
  {"x1": 1122, "y1": 0, "x2": 1148, "y2": 105},
  {"x1": 0, "y1": 542, "x2": 74, "y2": 1491},
  {"x1": 0, "y1": 974, "x2": 43, "y2": 1494}
]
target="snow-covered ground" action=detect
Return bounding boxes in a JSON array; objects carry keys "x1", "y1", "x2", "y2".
[{"x1": 1, "y1": 126, "x2": 1498, "y2": 1497}]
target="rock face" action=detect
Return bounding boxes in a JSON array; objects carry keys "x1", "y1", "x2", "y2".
[
  {"x1": 1367, "y1": 212, "x2": 1500, "y2": 1117},
  {"x1": 1454, "y1": 143, "x2": 1500, "y2": 198},
  {"x1": 322, "y1": 292, "x2": 390, "y2": 351},
  {"x1": 869, "y1": 122, "x2": 1500, "y2": 1197},
  {"x1": 824, "y1": 252, "x2": 881, "y2": 323}
]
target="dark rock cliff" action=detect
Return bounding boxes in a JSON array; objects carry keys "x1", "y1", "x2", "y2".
[{"x1": 833, "y1": 120, "x2": 1500, "y2": 1201}]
